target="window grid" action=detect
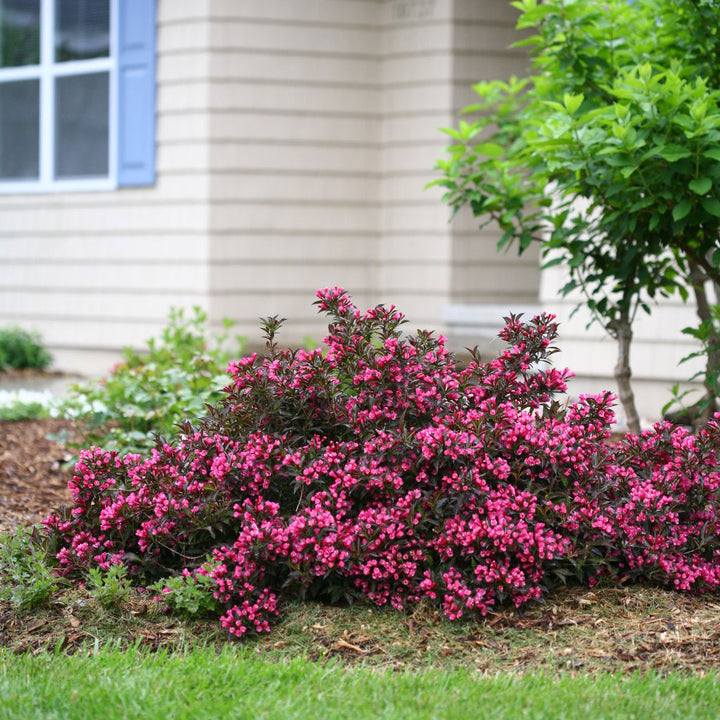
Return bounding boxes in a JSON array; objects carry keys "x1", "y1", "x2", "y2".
[{"x1": 0, "y1": 0, "x2": 117, "y2": 193}]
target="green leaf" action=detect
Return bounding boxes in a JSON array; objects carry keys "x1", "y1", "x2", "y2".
[
  {"x1": 541, "y1": 256, "x2": 565, "y2": 269},
  {"x1": 497, "y1": 229, "x2": 514, "y2": 251},
  {"x1": 541, "y1": 100, "x2": 566, "y2": 113},
  {"x1": 614, "y1": 104, "x2": 629, "y2": 120},
  {"x1": 519, "y1": 230, "x2": 533, "y2": 251},
  {"x1": 511, "y1": 35, "x2": 544, "y2": 48},
  {"x1": 657, "y1": 144, "x2": 693, "y2": 162},
  {"x1": 563, "y1": 92, "x2": 584, "y2": 115},
  {"x1": 630, "y1": 196, "x2": 654, "y2": 212},
  {"x1": 474, "y1": 142, "x2": 504, "y2": 158},
  {"x1": 689, "y1": 177, "x2": 712, "y2": 195},
  {"x1": 672, "y1": 199, "x2": 693, "y2": 221},
  {"x1": 701, "y1": 197, "x2": 720, "y2": 217},
  {"x1": 612, "y1": 124, "x2": 627, "y2": 141},
  {"x1": 568, "y1": 252, "x2": 585, "y2": 269},
  {"x1": 439, "y1": 127, "x2": 462, "y2": 141},
  {"x1": 690, "y1": 99, "x2": 707, "y2": 123},
  {"x1": 704, "y1": 148, "x2": 720, "y2": 162}
]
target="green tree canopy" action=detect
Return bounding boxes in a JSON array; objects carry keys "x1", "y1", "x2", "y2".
[{"x1": 432, "y1": 0, "x2": 720, "y2": 431}]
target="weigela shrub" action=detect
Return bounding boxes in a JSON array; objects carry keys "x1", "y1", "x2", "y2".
[
  {"x1": 44, "y1": 288, "x2": 720, "y2": 638},
  {"x1": 572, "y1": 420, "x2": 720, "y2": 593}
]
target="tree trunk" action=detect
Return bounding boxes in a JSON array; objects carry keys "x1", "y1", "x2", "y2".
[
  {"x1": 613, "y1": 314, "x2": 641, "y2": 434},
  {"x1": 689, "y1": 260, "x2": 720, "y2": 424}
]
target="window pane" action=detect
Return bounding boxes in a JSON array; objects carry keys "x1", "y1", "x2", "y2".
[
  {"x1": 55, "y1": 0, "x2": 109, "y2": 62},
  {"x1": 0, "y1": 79, "x2": 39, "y2": 179},
  {"x1": 0, "y1": 0, "x2": 40, "y2": 67},
  {"x1": 54, "y1": 72, "x2": 108, "y2": 178}
]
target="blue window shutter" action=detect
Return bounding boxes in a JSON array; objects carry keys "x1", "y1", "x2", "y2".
[{"x1": 117, "y1": 0, "x2": 157, "y2": 187}]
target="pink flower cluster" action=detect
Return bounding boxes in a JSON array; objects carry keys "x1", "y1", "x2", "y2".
[
  {"x1": 44, "y1": 288, "x2": 720, "y2": 638},
  {"x1": 571, "y1": 421, "x2": 720, "y2": 593}
]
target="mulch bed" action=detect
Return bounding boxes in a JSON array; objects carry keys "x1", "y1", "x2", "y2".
[
  {"x1": 0, "y1": 419, "x2": 75, "y2": 534},
  {"x1": 2, "y1": 418, "x2": 720, "y2": 674}
]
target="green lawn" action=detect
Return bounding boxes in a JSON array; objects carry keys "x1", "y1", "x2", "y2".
[{"x1": 2, "y1": 646, "x2": 719, "y2": 720}]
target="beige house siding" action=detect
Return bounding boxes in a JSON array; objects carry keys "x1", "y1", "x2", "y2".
[
  {"x1": 0, "y1": 0, "x2": 214, "y2": 374},
  {"x1": 0, "y1": 0, "x2": 538, "y2": 376},
  {"x1": 449, "y1": 0, "x2": 538, "y2": 307},
  {"x1": 204, "y1": 0, "x2": 381, "y2": 347},
  {"x1": 540, "y1": 265, "x2": 707, "y2": 424},
  {"x1": 376, "y1": 0, "x2": 537, "y2": 333},
  {"x1": 202, "y1": 0, "x2": 533, "y2": 348},
  {"x1": 377, "y1": 0, "x2": 455, "y2": 331}
]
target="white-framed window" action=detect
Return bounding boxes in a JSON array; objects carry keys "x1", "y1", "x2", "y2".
[{"x1": 0, "y1": 0, "x2": 155, "y2": 194}]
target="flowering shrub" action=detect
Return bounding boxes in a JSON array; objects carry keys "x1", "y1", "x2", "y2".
[
  {"x1": 44, "y1": 289, "x2": 720, "y2": 638},
  {"x1": 573, "y1": 421, "x2": 720, "y2": 593}
]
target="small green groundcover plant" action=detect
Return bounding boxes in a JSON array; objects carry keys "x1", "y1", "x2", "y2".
[
  {"x1": 38, "y1": 288, "x2": 720, "y2": 641},
  {"x1": 0, "y1": 326, "x2": 52, "y2": 372},
  {"x1": 0, "y1": 526, "x2": 61, "y2": 611},
  {"x1": 86, "y1": 564, "x2": 133, "y2": 610},
  {"x1": 0, "y1": 389, "x2": 54, "y2": 422},
  {"x1": 54, "y1": 307, "x2": 246, "y2": 455}
]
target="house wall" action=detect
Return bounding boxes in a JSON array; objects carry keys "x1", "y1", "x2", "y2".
[
  {"x1": 375, "y1": 0, "x2": 455, "y2": 331},
  {"x1": 0, "y1": 0, "x2": 215, "y2": 375},
  {"x1": 449, "y1": 0, "x2": 537, "y2": 307},
  {"x1": 204, "y1": 0, "x2": 382, "y2": 348},
  {"x1": 437, "y1": 0, "x2": 542, "y2": 360},
  {"x1": 202, "y1": 0, "x2": 537, "y2": 350},
  {"x1": 0, "y1": 0, "x2": 544, "y2": 379},
  {"x1": 201, "y1": 0, "x2": 462, "y2": 346},
  {"x1": 540, "y1": 264, "x2": 707, "y2": 425}
]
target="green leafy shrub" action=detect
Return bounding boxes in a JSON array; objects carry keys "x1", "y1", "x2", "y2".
[
  {"x1": 0, "y1": 326, "x2": 52, "y2": 372},
  {"x1": 55, "y1": 307, "x2": 245, "y2": 455},
  {"x1": 0, "y1": 526, "x2": 60, "y2": 611}
]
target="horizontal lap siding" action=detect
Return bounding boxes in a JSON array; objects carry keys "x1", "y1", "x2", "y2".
[
  {"x1": 0, "y1": 234, "x2": 207, "y2": 261},
  {"x1": 377, "y1": 0, "x2": 455, "y2": 332},
  {"x1": 0, "y1": 1, "x2": 213, "y2": 374},
  {"x1": 541, "y1": 264, "x2": 706, "y2": 421},
  {"x1": 448, "y1": 1, "x2": 538, "y2": 308},
  {"x1": 1, "y1": 263, "x2": 206, "y2": 292},
  {"x1": 1, "y1": 0, "x2": 546, "y2": 373},
  {"x1": 209, "y1": 175, "x2": 377, "y2": 203},
  {"x1": 205, "y1": 0, "x2": 505, "y2": 344},
  {"x1": 205, "y1": 2, "x2": 383, "y2": 348},
  {"x1": 0, "y1": 204, "x2": 207, "y2": 235}
]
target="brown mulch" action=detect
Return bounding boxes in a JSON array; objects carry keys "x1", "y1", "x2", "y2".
[{"x1": 0, "y1": 419, "x2": 75, "y2": 534}]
